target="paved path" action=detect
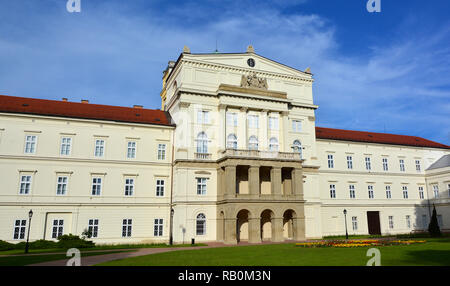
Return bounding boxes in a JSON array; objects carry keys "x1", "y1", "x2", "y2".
[{"x1": 28, "y1": 241, "x2": 304, "y2": 266}]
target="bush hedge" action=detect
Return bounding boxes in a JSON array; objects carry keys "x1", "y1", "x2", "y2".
[{"x1": 0, "y1": 234, "x2": 95, "y2": 251}]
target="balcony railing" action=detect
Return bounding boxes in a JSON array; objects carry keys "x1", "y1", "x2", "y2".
[
  {"x1": 221, "y1": 149, "x2": 302, "y2": 161},
  {"x1": 195, "y1": 152, "x2": 212, "y2": 160}
]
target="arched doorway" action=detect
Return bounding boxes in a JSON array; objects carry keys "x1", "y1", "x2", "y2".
[
  {"x1": 283, "y1": 209, "x2": 297, "y2": 240},
  {"x1": 260, "y1": 209, "x2": 274, "y2": 241},
  {"x1": 236, "y1": 209, "x2": 250, "y2": 243}
]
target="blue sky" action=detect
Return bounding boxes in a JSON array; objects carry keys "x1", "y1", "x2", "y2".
[{"x1": 0, "y1": 0, "x2": 449, "y2": 144}]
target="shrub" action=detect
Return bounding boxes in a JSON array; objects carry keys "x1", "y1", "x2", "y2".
[
  {"x1": 428, "y1": 205, "x2": 441, "y2": 237},
  {"x1": 0, "y1": 240, "x2": 16, "y2": 251},
  {"x1": 57, "y1": 234, "x2": 95, "y2": 249},
  {"x1": 29, "y1": 239, "x2": 59, "y2": 249}
]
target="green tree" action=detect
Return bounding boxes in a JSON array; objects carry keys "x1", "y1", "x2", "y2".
[{"x1": 428, "y1": 205, "x2": 441, "y2": 237}]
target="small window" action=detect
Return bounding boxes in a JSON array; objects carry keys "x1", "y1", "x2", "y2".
[
  {"x1": 127, "y1": 141, "x2": 136, "y2": 159},
  {"x1": 158, "y1": 144, "x2": 166, "y2": 160},
  {"x1": 349, "y1": 185, "x2": 355, "y2": 199},
  {"x1": 60, "y1": 137, "x2": 72, "y2": 156},
  {"x1": 91, "y1": 177, "x2": 102, "y2": 196},
  {"x1": 154, "y1": 219, "x2": 163, "y2": 237},
  {"x1": 52, "y1": 219, "x2": 64, "y2": 239},
  {"x1": 292, "y1": 120, "x2": 302, "y2": 132},
  {"x1": 419, "y1": 186, "x2": 424, "y2": 199},
  {"x1": 415, "y1": 160, "x2": 421, "y2": 172},
  {"x1": 156, "y1": 179, "x2": 165, "y2": 197},
  {"x1": 247, "y1": 115, "x2": 259, "y2": 128},
  {"x1": 422, "y1": 215, "x2": 428, "y2": 229},
  {"x1": 268, "y1": 117, "x2": 279, "y2": 130},
  {"x1": 88, "y1": 219, "x2": 99, "y2": 238},
  {"x1": 365, "y1": 157, "x2": 371, "y2": 171},
  {"x1": 197, "y1": 110, "x2": 209, "y2": 124},
  {"x1": 56, "y1": 176, "x2": 68, "y2": 195},
  {"x1": 13, "y1": 220, "x2": 26, "y2": 240},
  {"x1": 122, "y1": 219, "x2": 132, "y2": 237},
  {"x1": 385, "y1": 185, "x2": 392, "y2": 199},
  {"x1": 196, "y1": 132, "x2": 208, "y2": 154},
  {"x1": 329, "y1": 184, "x2": 336, "y2": 199},
  {"x1": 402, "y1": 186, "x2": 408, "y2": 199},
  {"x1": 368, "y1": 185, "x2": 374, "y2": 199},
  {"x1": 388, "y1": 216, "x2": 394, "y2": 229},
  {"x1": 19, "y1": 175, "x2": 32, "y2": 195},
  {"x1": 292, "y1": 140, "x2": 302, "y2": 158},
  {"x1": 197, "y1": 178, "x2": 207, "y2": 195},
  {"x1": 382, "y1": 158, "x2": 388, "y2": 171},
  {"x1": 227, "y1": 134, "x2": 238, "y2": 149},
  {"x1": 124, "y1": 178, "x2": 135, "y2": 196},
  {"x1": 352, "y1": 216, "x2": 358, "y2": 231},
  {"x1": 406, "y1": 215, "x2": 411, "y2": 229},
  {"x1": 433, "y1": 185, "x2": 439, "y2": 198},
  {"x1": 347, "y1": 156, "x2": 353, "y2": 169},
  {"x1": 196, "y1": 213, "x2": 206, "y2": 235},
  {"x1": 94, "y1": 139, "x2": 105, "y2": 157},
  {"x1": 248, "y1": 136, "x2": 259, "y2": 150},
  {"x1": 226, "y1": 112, "x2": 238, "y2": 127},
  {"x1": 327, "y1": 155, "x2": 334, "y2": 168},
  {"x1": 399, "y1": 159, "x2": 405, "y2": 172},
  {"x1": 24, "y1": 135, "x2": 37, "y2": 154},
  {"x1": 268, "y1": 137, "x2": 279, "y2": 151}
]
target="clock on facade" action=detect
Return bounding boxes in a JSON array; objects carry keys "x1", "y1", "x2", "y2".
[{"x1": 247, "y1": 58, "x2": 255, "y2": 67}]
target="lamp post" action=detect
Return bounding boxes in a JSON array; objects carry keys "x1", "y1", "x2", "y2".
[
  {"x1": 169, "y1": 208, "x2": 174, "y2": 245},
  {"x1": 25, "y1": 209, "x2": 33, "y2": 254},
  {"x1": 343, "y1": 209, "x2": 348, "y2": 240}
]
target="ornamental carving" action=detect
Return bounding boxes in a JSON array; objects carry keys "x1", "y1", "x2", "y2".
[{"x1": 240, "y1": 72, "x2": 268, "y2": 90}]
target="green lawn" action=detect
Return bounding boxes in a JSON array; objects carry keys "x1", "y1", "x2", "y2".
[
  {"x1": 0, "y1": 250, "x2": 131, "y2": 266},
  {"x1": 97, "y1": 238, "x2": 450, "y2": 266}
]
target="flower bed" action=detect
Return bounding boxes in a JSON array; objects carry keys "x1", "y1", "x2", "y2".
[{"x1": 295, "y1": 239, "x2": 426, "y2": 248}]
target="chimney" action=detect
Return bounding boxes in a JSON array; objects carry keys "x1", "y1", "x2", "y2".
[
  {"x1": 62, "y1": 98, "x2": 68, "y2": 102},
  {"x1": 133, "y1": 105, "x2": 143, "y2": 109},
  {"x1": 81, "y1": 99, "x2": 89, "y2": 104}
]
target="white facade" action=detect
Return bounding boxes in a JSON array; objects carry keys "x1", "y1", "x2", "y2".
[{"x1": 0, "y1": 47, "x2": 449, "y2": 244}]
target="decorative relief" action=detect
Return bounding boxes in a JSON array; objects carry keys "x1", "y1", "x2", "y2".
[{"x1": 240, "y1": 72, "x2": 268, "y2": 90}]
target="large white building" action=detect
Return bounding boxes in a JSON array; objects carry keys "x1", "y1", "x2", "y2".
[{"x1": 0, "y1": 46, "x2": 449, "y2": 244}]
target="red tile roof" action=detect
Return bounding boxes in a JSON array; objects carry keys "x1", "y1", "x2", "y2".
[
  {"x1": 0, "y1": 95, "x2": 174, "y2": 126},
  {"x1": 316, "y1": 127, "x2": 449, "y2": 149}
]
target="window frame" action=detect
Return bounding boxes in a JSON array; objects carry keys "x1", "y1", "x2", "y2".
[
  {"x1": 91, "y1": 177, "x2": 103, "y2": 196},
  {"x1": 24, "y1": 134, "x2": 37, "y2": 154},
  {"x1": 88, "y1": 219, "x2": 99, "y2": 238},
  {"x1": 122, "y1": 219, "x2": 132, "y2": 237},
  {"x1": 329, "y1": 184, "x2": 336, "y2": 199},
  {"x1": 13, "y1": 219, "x2": 27, "y2": 240},
  {"x1": 94, "y1": 139, "x2": 105, "y2": 157},
  {"x1": 127, "y1": 141, "x2": 137, "y2": 159},
  {"x1": 19, "y1": 174, "x2": 33, "y2": 195},
  {"x1": 52, "y1": 219, "x2": 64, "y2": 239},
  {"x1": 157, "y1": 143, "x2": 166, "y2": 160},
  {"x1": 60, "y1": 137, "x2": 72, "y2": 156},
  {"x1": 156, "y1": 179, "x2": 165, "y2": 197},
  {"x1": 56, "y1": 176, "x2": 68, "y2": 196},
  {"x1": 196, "y1": 178, "x2": 207, "y2": 195},
  {"x1": 154, "y1": 218, "x2": 164, "y2": 237},
  {"x1": 124, "y1": 178, "x2": 135, "y2": 196},
  {"x1": 196, "y1": 213, "x2": 206, "y2": 236}
]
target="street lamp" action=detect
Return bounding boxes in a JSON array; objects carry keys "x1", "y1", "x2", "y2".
[
  {"x1": 169, "y1": 208, "x2": 174, "y2": 245},
  {"x1": 343, "y1": 209, "x2": 348, "y2": 240},
  {"x1": 25, "y1": 209, "x2": 33, "y2": 254}
]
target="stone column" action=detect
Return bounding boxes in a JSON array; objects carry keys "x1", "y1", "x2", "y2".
[
  {"x1": 260, "y1": 110, "x2": 268, "y2": 150},
  {"x1": 281, "y1": 111, "x2": 289, "y2": 152},
  {"x1": 225, "y1": 165, "x2": 236, "y2": 197},
  {"x1": 248, "y1": 217, "x2": 262, "y2": 243},
  {"x1": 224, "y1": 218, "x2": 237, "y2": 244},
  {"x1": 217, "y1": 168, "x2": 225, "y2": 197},
  {"x1": 248, "y1": 166, "x2": 260, "y2": 196},
  {"x1": 270, "y1": 167, "x2": 282, "y2": 196},
  {"x1": 271, "y1": 217, "x2": 284, "y2": 242},
  {"x1": 293, "y1": 217, "x2": 306, "y2": 241},
  {"x1": 292, "y1": 168, "x2": 304, "y2": 199},
  {"x1": 239, "y1": 107, "x2": 248, "y2": 149}
]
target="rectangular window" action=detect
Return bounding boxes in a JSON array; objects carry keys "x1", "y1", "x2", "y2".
[
  {"x1": 365, "y1": 157, "x2": 371, "y2": 171},
  {"x1": 19, "y1": 175, "x2": 32, "y2": 195},
  {"x1": 399, "y1": 159, "x2": 405, "y2": 172},
  {"x1": 248, "y1": 115, "x2": 259, "y2": 128},
  {"x1": 388, "y1": 216, "x2": 394, "y2": 229},
  {"x1": 94, "y1": 139, "x2": 105, "y2": 157},
  {"x1": 368, "y1": 185, "x2": 374, "y2": 199},
  {"x1": 197, "y1": 110, "x2": 209, "y2": 124},
  {"x1": 382, "y1": 158, "x2": 389, "y2": 171},
  {"x1": 402, "y1": 186, "x2": 408, "y2": 199},
  {"x1": 226, "y1": 112, "x2": 238, "y2": 127},
  {"x1": 60, "y1": 137, "x2": 72, "y2": 156},
  {"x1": 422, "y1": 215, "x2": 428, "y2": 229},
  {"x1": 415, "y1": 160, "x2": 421, "y2": 172},
  {"x1": 88, "y1": 219, "x2": 99, "y2": 238},
  {"x1": 154, "y1": 219, "x2": 163, "y2": 237},
  {"x1": 292, "y1": 120, "x2": 302, "y2": 132},
  {"x1": 406, "y1": 215, "x2": 411, "y2": 229},
  {"x1": 197, "y1": 178, "x2": 207, "y2": 195},
  {"x1": 268, "y1": 117, "x2": 279, "y2": 130},
  {"x1": 56, "y1": 176, "x2": 68, "y2": 195},
  {"x1": 349, "y1": 185, "x2": 355, "y2": 199},
  {"x1": 24, "y1": 135, "x2": 37, "y2": 154},
  {"x1": 124, "y1": 178, "x2": 134, "y2": 196},
  {"x1": 419, "y1": 186, "x2": 424, "y2": 199},
  {"x1": 437, "y1": 215, "x2": 443, "y2": 228},
  {"x1": 156, "y1": 179, "x2": 165, "y2": 197},
  {"x1": 52, "y1": 219, "x2": 64, "y2": 239},
  {"x1": 158, "y1": 144, "x2": 166, "y2": 160},
  {"x1": 327, "y1": 154, "x2": 334, "y2": 168},
  {"x1": 122, "y1": 219, "x2": 132, "y2": 237},
  {"x1": 352, "y1": 216, "x2": 358, "y2": 231},
  {"x1": 13, "y1": 220, "x2": 26, "y2": 240},
  {"x1": 91, "y1": 177, "x2": 102, "y2": 196},
  {"x1": 347, "y1": 156, "x2": 353, "y2": 169},
  {"x1": 329, "y1": 184, "x2": 336, "y2": 199},
  {"x1": 433, "y1": 185, "x2": 439, "y2": 198},
  {"x1": 127, "y1": 141, "x2": 136, "y2": 159},
  {"x1": 386, "y1": 185, "x2": 392, "y2": 199}
]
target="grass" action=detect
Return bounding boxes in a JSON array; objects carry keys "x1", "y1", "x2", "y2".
[
  {"x1": 97, "y1": 238, "x2": 450, "y2": 266},
  {"x1": 0, "y1": 243, "x2": 207, "y2": 256},
  {"x1": 0, "y1": 250, "x2": 131, "y2": 266}
]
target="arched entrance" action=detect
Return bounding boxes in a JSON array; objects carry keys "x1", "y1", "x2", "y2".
[
  {"x1": 260, "y1": 209, "x2": 274, "y2": 241},
  {"x1": 236, "y1": 209, "x2": 250, "y2": 243},
  {"x1": 283, "y1": 209, "x2": 297, "y2": 240}
]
